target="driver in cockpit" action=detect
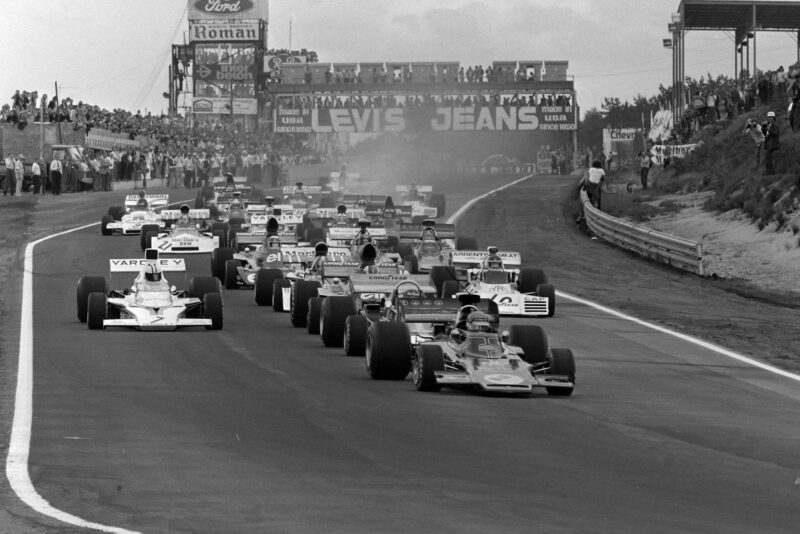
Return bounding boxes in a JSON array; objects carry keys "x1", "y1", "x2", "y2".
[
  {"x1": 223, "y1": 172, "x2": 237, "y2": 192},
  {"x1": 174, "y1": 204, "x2": 195, "y2": 229},
  {"x1": 352, "y1": 224, "x2": 372, "y2": 247},
  {"x1": 134, "y1": 190, "x2": 149, "y2": 210},
  {"x1": 483, "y1": 252, "x2": 504, "y2": 270},
  {"x1": 133, "y1": 262, "x2": 169, "y2": 292},
  {"x1": 419, "y1": 226, "x2": 439, "y2": 241}
]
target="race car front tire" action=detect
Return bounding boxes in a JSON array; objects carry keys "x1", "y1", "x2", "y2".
[
  {"x1": 320, "y1": 296, "x2": 357, "y2": 347},
  {"x1": 107, "y1": 206, "x2": 124, "y2": 220},
  {"x1": 140, "y1": 224, "x2": 159, "y2": 251},
  {"x1": 211, "y1": 247, "x2": 234, "y2": 281},
  {"x1": 344, "y1": 315, "x2": 368, "y2": 356},
  {"x1": 224, "y1": 260, "x2": 241, "y2": 290},
  {"x1": 101, "y1": 214, "x2": 113, "y2": 235},
  {"x1": 291, "y1": 280, "x2": 320, "y2": 327},
  {"x1": 413, "y1": 344, "x2": 444, "y2": 391},
  {"x1": 203, "y1": 292, "x2": 224, "y2": 330},
  {"x1": 536, "y1": 283, "x2": 556, "y2": 317},
  {"x1": 546, "y1": 348, "x2": 575, "y2": 396},
  {"x1": 509, "y1": 324, "x2": 549, "y2": 365},
  {"x1": 272, "y1": 278, "x2": 292, "y2": 311},
  {"x1": 189, "y1": 276, "x2": 221, "y2": 300},
  {"x1": 307, "y1": 297, "x2": 322, "y2": 334},
  {"x1": 518, "y1": 268, "x2": 548, "y2": 293},
  {"x1": 77, "y1": 276, "x2": 108, "y2": 322},
  {"x1": 254, "y1": 268, "x2": 283, "y2": 306},
  {"x1": 366, "y1": 322, "x2": 411, "y2": 380},
  {"x1": 86, "y1": 292, "x2": 108, "y2": 330}
]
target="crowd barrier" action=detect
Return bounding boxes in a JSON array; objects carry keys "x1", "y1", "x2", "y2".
[{"x1": 580, "y1": 189, "x2": 704, "y2": 275}]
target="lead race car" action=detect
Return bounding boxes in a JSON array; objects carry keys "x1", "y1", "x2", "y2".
[
  {"x1": 365, "y1": 293, "x2": 575, "y2": 396},
  {"x1": 100, "y1": 193, "x2": 170, "y2": 243},
  {"x1": 76, "y1": 249, "x2": 223, "y2": 331}
]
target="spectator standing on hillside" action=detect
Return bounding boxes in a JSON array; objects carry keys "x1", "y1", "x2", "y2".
[
  {"x1": 763, "y1": 111, "x2": 780, "y2": 175},
  {"x1": 638, "y1": 151, "x2": 652, "y2": 190},
  {"x1": 3, "y1": 154, "x2": 14, "y2": 195},
  {"x1": 31, "y1": 158, "x2": 41, "y2": 194},
  {"x1": 49, "y1": 157, "x2": 63, "y2": 195},
  {"x1": 743, "y1": 118, "x2": 765, "y2": 169},
  {"x1": 14, "y1": 155, "x2": 24, "y2": 195}
]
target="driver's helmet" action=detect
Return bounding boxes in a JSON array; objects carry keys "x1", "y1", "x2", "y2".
[
  {"x1": 362, "y1": 264, "x2": 379, "y2": 274},
  {"x1": 466, "y1": 311, "x2": 494, "y2": 333},
  {"x1": 420, "y1": 227, "x2": 437, "y2": 240},
  {"x1": 230, "y1": 192, "x2": 243, "y2": 206},
  {"x1": 399, "y1": 285, "x2": 421, "y2": 299},
  {"x1": 180, "y1": 204, "x2": 190, "y2": 215},
  {"x1": 144, "y1": 263, "x2": 162, "y2": 282},
  {"x1": 266, "y1": 236, "x2": 281, "y2": 249},
  {"x1": 356, "y1": 198, "x2": 368, "y2": 209},
  {"x1": 354, "y1": 229, "x2": 372, "y2": 245},
  {"x1": 485, "y1": 254, "x2": 503, "y2": 269}
]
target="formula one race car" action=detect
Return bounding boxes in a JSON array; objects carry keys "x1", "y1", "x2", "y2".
[
  {"x1": 396, "y1": 184, "x2": 446, "y2": 220},
  {"x1": 443, "y1": 246, "x2": 555, "y2": 317},
  {"x1": 76, "y1": 249, "x2": 223, "y2": 331},
  {"x1": 101, "y1": 193, "x2": 169, "y2": 246},
  {"x1": 365, "y1": 293, "x2": 575, "y2": 395},
  {"x1": 142, "y1": 206, "x2": 224, "y2": 253}
]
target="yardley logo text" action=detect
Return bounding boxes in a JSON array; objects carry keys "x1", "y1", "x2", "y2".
[{"x1": 195, "y1": 0, "x2": 254, "y2": 15}]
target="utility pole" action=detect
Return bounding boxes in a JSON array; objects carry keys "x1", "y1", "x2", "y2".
[{"x1": 54, "y1": 81, "x2": 62, "y2": 144}]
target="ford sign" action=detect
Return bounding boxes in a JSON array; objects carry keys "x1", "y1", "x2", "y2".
[{"x1": 194, "y1": 0, "x2": 255, "y2": 15}]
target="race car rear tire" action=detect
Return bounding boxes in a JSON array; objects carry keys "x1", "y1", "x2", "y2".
[
  {"x1": 305, "y1": 227, "x2": 326, "y2": 245},
  {"x1": 321, "y1": 296, "x2": 357, "y2": 347},
  {"x1": 188, "y1": 276, "x2": 221, "y2": 300},
  {"x1": 307, "y1": 297, "x2": 322, "y2": 334},
  {"x1": 404, "y1": 255, "x2": 419, "y2": 274},
  {"x1": 413, "y1": 344, "x2": 444, "y2": 391},
  {"x1": 272, "y1": 278, "x2": 292, "y2": 311},
  {"x1": 386, "y1": 235, "x2": 400, "y2": 252},
  {"x1": 203, "y1": 292, "x2": 224, "y2": 330},
  {"x1": 366, "y1": 322, "x2": 411, "y2": 380},
  {"x1": 344, "y1": 315, "x2": 368, "y2": 356},
  {"x1": 224, "y1": 260, "x2": 241, "y2": 290},
  {"x1": 227, "y1": 224, "x2": 242, "y2": 246},
  {"x1": 212, "y1": 228, "x2": 226, "y2": 249},
  {"x1": 291, "y1": 280, "x2": 320, "y2": 327},
  {"x1": 398, "y1": 244, "x2": 413, "y2": 258},
  {"x1": 86, "y1": 292, "x2": 108, "y2": 330},
  {"x1": 518, "y1": 268, "x2": 548, "y2": 293},
  {"x1": 537, "y1": 283, "x2": 556, "y2": 317},
  {"x1": 546, "y1": 348, "x2": 575, "y2": 396},
  {"x1": 456, "y1": 236, "x2": 478, "y2": 250},
  {"x1": 441, "y1": 280, "x2": 461, "y2": 299},
  {"x1": 140, "y1": 224, "x2": 159, "y2": 251},
  {"x1": 254, "y1": 268, "x2": 283, "y2": 306},
  {"x1": 211, "y1": 247, "x2": 234, "y2": 281},
  {"x1": 430, "y1": 193, "x2": 446, "y2": 218},
  {"x1": 211, "y1": 221, "x2": 228, "y2": 233},
  {"x1": 77, "y1": 276, "x2": 108, "y2": 322},
  {"x1": 430, "y1": 266, "x2": 457, "y2": 296},
  {"x1": 107, "y1": 206, "x2": 124, "y2": 220},
  {"x1": 509, "y1": 325, "x2": 549, "y2": 365},
  {"x1": 101, "y1": 214, "x2": 113, "y2": 235}
]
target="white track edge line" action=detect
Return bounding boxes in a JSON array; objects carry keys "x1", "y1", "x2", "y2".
[{"x1": 447, "y1": 174, "x2": 800, "y2": 384}]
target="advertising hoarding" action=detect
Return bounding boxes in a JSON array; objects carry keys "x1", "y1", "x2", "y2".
[
  {"x1": 189, "y1": 20, "x2": 259, "y2": 42},
  {"x1": 188, "y1": 0, "x2": 268, "y2": 22}
]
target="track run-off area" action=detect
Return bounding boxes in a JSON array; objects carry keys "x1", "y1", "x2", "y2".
[{"x1": 4, "y1": 173, "x2": 800, "y2": 533}]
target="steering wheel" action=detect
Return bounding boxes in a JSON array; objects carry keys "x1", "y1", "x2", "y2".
[{"x1": 391, "y1": 280, "x2": 423, "y2": 304}]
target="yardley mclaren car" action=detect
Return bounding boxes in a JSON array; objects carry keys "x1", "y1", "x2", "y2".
[{"x1": 76, "y1": 249, "x2": 223, "y2": 331}]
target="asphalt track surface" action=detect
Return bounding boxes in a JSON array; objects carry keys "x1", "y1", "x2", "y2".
[{"x1": 9, "y1": 175, "x2": 800, "y2": 533}]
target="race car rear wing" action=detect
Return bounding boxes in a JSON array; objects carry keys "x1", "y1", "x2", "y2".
[
  {"x1": 124, "y1": 194, "x2": 169, "y2": 210},
  {"x1": 212, "y1": 176, "x2": 247, "y2": 185},
  {"x1": 450, "y1": 250, "x2": 522, "y2": 267},
  {"x1": 396, "y1": 185, "x2": 433, "y2": 194},
  {"x1": 396, "y1": 297, "x2": 461, "y2": 323},
  {"x1": 282, "y1": 185, "x2": 324, "y2": 195},
  {"x1": 398, "y1": 223, "x2": 456, "y2": 240},
  {"x1": 320, "y1": 261, "x2": 397, "y2": 279},
  {"x1": 329, "y1": 171, "x2": 361, "y2": 180},
  {"x1": 327, "y1": 227, "x2": 388, "y2": 243},
  {"x1": 160, "y1": 208, "x2": 210, "y2": 220},
  {"x1": 341, "y1": 193, "x2": 386, "y2": 205},
  {"x1": 109, "y1": 258, "x2": 186, "y2": 272},
  {"x1": 349, "y1": 273, "x2": 438, "y2": 295}
]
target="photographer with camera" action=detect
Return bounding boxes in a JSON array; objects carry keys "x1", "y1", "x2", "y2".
[
  {"x1": 743, "y1": 117, "x2": 766, "y2": 170},
  {"x1": 763, "y1": 111, "x2": 780, "y2": 175}
]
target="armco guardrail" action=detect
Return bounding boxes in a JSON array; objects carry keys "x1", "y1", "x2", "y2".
[{"x1": 580, "y1": 190, "x2": 703, "y2": 275}]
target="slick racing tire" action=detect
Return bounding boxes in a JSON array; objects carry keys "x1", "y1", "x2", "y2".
[
  {"x1": 307, "y1": 297, "x2": 323, "y2": 335},
  {"x1": 77, "y1": 276, "x2": 108, "y2": 322},
  {"x1": 320, "y1": 296, "x2": 357, "y2": 347},
  {"x1": 509, "y1": 325, "x2": 549, "y2": 366},
  {"x1": 413, "y1": 344, "x2": 444, "y2": 392},
  {"x1": 203, "y1": 292, "x2": 224, "y2": 330},
  {"x1": 86, "y1": 292, "x2": 108, "y2": 330},
  {"x1": 404, "y1": 255, "x2": 419, "y2": 274},
  {"x1": 254, "y1": 268, "x2": 283, "y2": 306},
  {"x1": 224, "y1": 260, "x2": 241, "y2": 290},
  {"x1": 441, "y1": 280, "x2": 461, "y2": 299},
  {"x1": 456, "y1": 236, "x2": 478, "y2": 250},
  {"x1": 272, "y1": 278, "x2": 292, "y2": 311},
  {"x1": 189, "y1": 276, "x2": 221, "y2": 300},
  {"x1": 344, "y1": 315, "x2": 368, "y2": 356},
  {"x1": 305, "y1": 227, "x2": 326, "y2": 245},
  {"x1": 140, "y1": 224, "x2": 160, "y2": 251},
  {"x1": 546, "y1": 348, "x2": 575, "y2": 396},
  {"x1": 536, "y1": 283, "x2": 556, "y2": 317},
  {"x1": 107, "y1": 206, "x2": 124, "y2": 220},
  {"x1": 291, "y1": 280, "x2": 320, "y2": 327},
  {"x1": 101, "y1": 214, "x2": 113, "y2": 236},
  {"x1": 365, "y1": 322, "x2": 411, "y2": 380},
  {"x1": 212, "y1": 228, "x2": 227, "y2": 249},
  {"x1": 518, "y1": 268, "x2": 547, "y2": 293},
  {"x1": 430, "y1": 266, "x2": 457, "y2": 296},
  {"x1": 211, "y1": 247, "x2": 234, "y2": 281}
]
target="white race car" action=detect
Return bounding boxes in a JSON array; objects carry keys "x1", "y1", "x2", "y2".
[
  {"x1": 144, "y1": 208, "x2": 223, "y2": 253},
  {"x1": 444, "y1": 247, "x2": 555, "y2": 317},
  {"x1": 101, "y1": 194, "x2": 169, "y2": 238},
  {"x1": 76, "y1": 251, "x2": 223, "y2": 331}
]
